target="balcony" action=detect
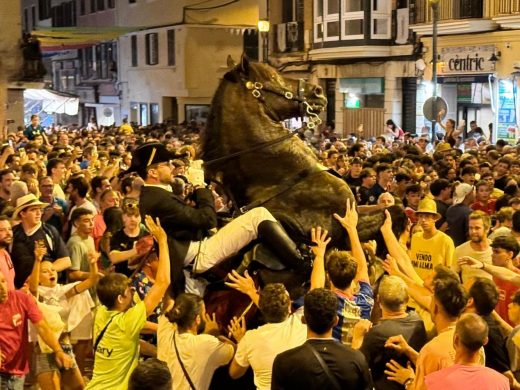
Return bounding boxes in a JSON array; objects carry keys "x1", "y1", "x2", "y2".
[
  {"x1": 410, "y1": 0, "x2": 497, "y2": 35},
  {"x1": 274, "y1": 21, "x2": 304, "y2": 53},
  {"x1": 490, "y1": 0, "x2": 520, "y2": 28}
]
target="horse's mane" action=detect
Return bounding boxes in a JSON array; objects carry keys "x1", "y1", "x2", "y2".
[{"x1": 200, "y1": 73, "x2": 234, "y2": 162}]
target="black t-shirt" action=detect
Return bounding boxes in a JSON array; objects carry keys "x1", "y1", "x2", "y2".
[
  {"x1": 110, "y1": 226, "x2": 149, "y2": 276},
  {"x1": 495, "y1": 176, "x2": 509, "y2": 191},
  {"x1": 435, "y1": 199, "x2": 449, "y2": 229},
  {"x1": 11, "y1": 223, "x2": 70, "y2": 288},
  {"x1": 272, "y1": 339, "x2": 373, "y2": 390},
  {"x1": 357, "y1": 186, "x2": 376, "y2": 206},
  {"x1": 369, "y1": 183, "x2": 386, "y2": 204},
  {"x1": 484, "y1": 315, "x2": 511, "y2": 373},
  {"x1": 360, "y1": 311, "x2": 427, "y2": 390},
  {"x1": 344, "y1": 173, "x2": 362, "y2": 190}
]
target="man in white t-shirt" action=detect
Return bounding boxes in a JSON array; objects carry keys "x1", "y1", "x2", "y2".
[
  {"x1": 228, "y1": 283, "x2": 307, "y2": 390},
  {"x1": 452, "y1": 210, "x2": 493, "y2": 284},
  {"x1": 157, "y1": 294, "x2": 234, "y2": 390}
]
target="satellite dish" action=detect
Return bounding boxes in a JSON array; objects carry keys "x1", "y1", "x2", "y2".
[{"x1": 423, "y1": 97, "x2": 448, "y2": 122}]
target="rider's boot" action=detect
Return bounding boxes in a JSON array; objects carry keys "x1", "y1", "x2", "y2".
[{"x1": 256, "y1": 220, "x2": 312, "y2": 274}]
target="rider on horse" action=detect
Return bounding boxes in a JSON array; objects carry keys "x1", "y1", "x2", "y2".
[{"x1": 129, "y1": 142, "x2": 311, "y2": 297}]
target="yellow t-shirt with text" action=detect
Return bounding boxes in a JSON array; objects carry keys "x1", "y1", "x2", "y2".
[
  {"x1": 86, "y1": 300, "x2": 146, "y2": 390},
  {"x1": 410, "y1": 231, "x2": 455, "y2": 281}
]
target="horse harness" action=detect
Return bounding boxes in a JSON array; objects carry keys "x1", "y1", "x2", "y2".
[{"x1": 244, "y1": 78, "x2": 323, "y2": 130}]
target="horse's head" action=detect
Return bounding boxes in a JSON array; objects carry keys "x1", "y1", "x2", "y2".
[{"x1": 225, "y1": 55, "x2": 327, "y2": 126}]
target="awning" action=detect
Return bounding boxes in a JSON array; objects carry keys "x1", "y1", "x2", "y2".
[
  {"x1": 33, "y1": 27, "x2": 139, "y2": 51},
  {"x1": 24, "y1": 89, "x2": 79, "y2": 115}
]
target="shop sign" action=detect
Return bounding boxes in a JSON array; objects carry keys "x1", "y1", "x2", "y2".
[
  {"x1": 496, "y1": 79, "x2": 518, "y2": 144},
  {"x1": 440, "y1": 45, "x2": 496, "y2": 75}
]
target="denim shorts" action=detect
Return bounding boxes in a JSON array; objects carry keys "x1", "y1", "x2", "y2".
[{"x1": 35, "y1": 344, "x2": 77, "y2": 375}]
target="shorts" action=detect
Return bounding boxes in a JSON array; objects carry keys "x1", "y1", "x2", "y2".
[{"x1": 35, "y1": 344, "x2": 77, "y2": 375}]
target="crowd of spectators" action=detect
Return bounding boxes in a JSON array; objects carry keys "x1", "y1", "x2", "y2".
[{"x1": 1, "y1": 113, "x2": 520, "y2": 390}]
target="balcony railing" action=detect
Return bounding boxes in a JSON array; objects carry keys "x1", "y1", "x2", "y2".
[
  {"x1": 274, "y1": 21, "x2": 304, "y2": 53},
  {"x1": 412, "y1": 0, "x2": 483, "y2": 24},
  {"x1": 490, "y1": 0, "x2": 520, "y2": 16}
]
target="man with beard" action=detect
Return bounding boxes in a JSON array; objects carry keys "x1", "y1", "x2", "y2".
[
  {"x1": 452, "y1": 211, "x2": 493, "y2": 284},
  {"x1": 0, "y1": 169, "x2": 15, "y2": 213},
  {"x1": 157, "y1": 293, "x2": 234, "y2": 390},
  {"x1": 0, "y1": 216, "x2": 14, "y2": 290}
]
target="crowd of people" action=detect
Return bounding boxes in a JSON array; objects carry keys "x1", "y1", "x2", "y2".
[{"x1": 0, "y1": 112, "x2": 519, "y2": 390}]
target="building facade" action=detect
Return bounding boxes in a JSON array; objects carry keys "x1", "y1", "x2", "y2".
[{"x1": 411, "y1": 0, "x2": 520, "y2": 142}]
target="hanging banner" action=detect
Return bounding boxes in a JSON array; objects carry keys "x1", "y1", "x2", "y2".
[{"x1": 496, "y1": 79, "x2": 518, "y2": 144}]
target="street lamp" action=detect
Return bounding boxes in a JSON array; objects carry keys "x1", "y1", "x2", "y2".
[
  {"x1": 258, "y1": 19, "x2": 270, "y2": 63},
  {"x1": 430, "y1": 0, "x2": 440, "y2": 142}
]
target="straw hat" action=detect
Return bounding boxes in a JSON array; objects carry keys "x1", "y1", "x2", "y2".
[
  {"x1": 12, "y1": 194, "x2": 48, "y2": 220},
  {"x1": 415, "y1": 198, "x2": 441, "y2": 220}
]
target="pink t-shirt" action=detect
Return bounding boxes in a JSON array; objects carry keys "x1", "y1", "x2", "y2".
[
  {"x1": 0, "y1": 249, "x2": 15, "y2": 291},
  {"x1": 0, "y1": 290, "x2": 43, "y2": 375},
  {"x1": 425, "y1": 364, "x2": 509, "y2": 390}
]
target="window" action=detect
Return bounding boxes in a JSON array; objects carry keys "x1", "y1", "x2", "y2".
[
  {"x1": 342, "y1": 0, "x2": 364, "y2": 39},
  {"x1": 97, "y1": 0, "x2": 105, "y2": 11},
  {"x1": 167, "y1": 30, "x2": 175, "y2": 66},
  {"x1": 38, "y1": 0, "x2": 51, "y2": 20},
  {"x1": 314, "y1": 0, "x2": 340, "y2": 42},
  {"x1": 150, "y1": 103, "x2": 159, "y2": 125},
  {"x1": 131, "y1": 35, "x2": 138, "y2": 67},
  {"x1": 129, "y1": 0, "x2": 136, "y2": 3},
  {"x1": 108, "y1": 0, "x2": 115, "y2": 8},
  {"x1": 80, "y1": 0, "x2": 85, "y2": 15},
  {"x1": 24, "y1": 9, "x2": 29, "y2": 32},
  {"x1": 371, "y1": 0, "x2": 391, "y2": 39},
  {"x1": 145, "y1": 33, "x2": 159, "y2": 65},
  {"x1": 90, "y1": 0, "x2": 96, "y2": 13}
]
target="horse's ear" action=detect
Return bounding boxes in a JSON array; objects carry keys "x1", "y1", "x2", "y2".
[
  {"x1": 227, "y1": 55, "x2": 237, "y2": 69},
  {"x1": 239, "y1": 53, "x2": 250, "y2": 75}
]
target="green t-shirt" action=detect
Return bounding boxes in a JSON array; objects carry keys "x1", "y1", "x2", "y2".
[{"x1": 86, "y1": 299, "x2": 146, "y2": 390}]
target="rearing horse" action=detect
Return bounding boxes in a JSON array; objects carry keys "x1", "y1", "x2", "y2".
[{"x1": 201, "y1": 55, "x2": 384, "y2": 251}]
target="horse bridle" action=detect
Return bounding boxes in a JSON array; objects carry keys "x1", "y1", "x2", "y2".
[{"x1": 244, "y1": 78, "x2": 323, "y2": 130}]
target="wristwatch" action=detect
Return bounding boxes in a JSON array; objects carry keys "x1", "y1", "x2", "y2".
[{"x1": 403, "y1": 377, "x2": 414, "y2": 389}]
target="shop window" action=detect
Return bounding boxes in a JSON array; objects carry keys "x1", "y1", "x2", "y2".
[
  {"x1": 145, "y1": 33, "x2": 159, "y2": 65},
  {"x1": 340, "y1": 77, "x2": 385, "y2": 108}
]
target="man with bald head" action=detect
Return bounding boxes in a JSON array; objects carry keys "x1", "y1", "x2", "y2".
[{"x1": 425, "y1": 313, "x2": 508, "y2": 389}]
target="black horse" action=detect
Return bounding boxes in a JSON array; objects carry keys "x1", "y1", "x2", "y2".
[{"x1": 201, "y1": 55, "x2": 385, "y2": 251}]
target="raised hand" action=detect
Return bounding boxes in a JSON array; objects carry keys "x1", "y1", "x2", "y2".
[
  {"x1": 381, "y1": 209, "x2": 393, "y2": 232},
  {"x1": 225, "y1": 270, "x2": 257, "y2": 298},
  {"x1": 333, "y1": 198, "x2": 358, "y2": 231},
  {"x1": 204, "y1": 312, "x2": 220, "y2": 335},
  {"x1": 383, "y1": 255, "x2": 400, "y2": 276},
  {"x1": 227, "y1": 316, "x2": 247, "y2": 342},
  {"x1": 310, "y1": 226, "x2": 331, "y2": 258},
  {"x1": 144, "y1": 215, "x2": 167, "y2": 242},
  {"x1": 34, "y1": 240, "x2": 47, "y2": 262}
]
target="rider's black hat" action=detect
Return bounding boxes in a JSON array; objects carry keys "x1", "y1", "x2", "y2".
[{"x1": 126, "y1": 142, "x2": 174, "y2": 177}]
